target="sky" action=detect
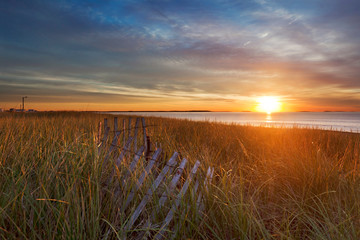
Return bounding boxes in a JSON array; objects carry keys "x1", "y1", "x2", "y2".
[{"x1": 1, "y1": 0, "x2": 360, "y2": 112}]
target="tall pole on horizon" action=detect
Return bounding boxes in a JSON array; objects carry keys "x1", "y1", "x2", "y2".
[{"x1": 22, "y1": 96, "x2": 28, "y2": 112}]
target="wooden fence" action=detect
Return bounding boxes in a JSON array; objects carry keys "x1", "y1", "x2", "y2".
[{"x1": 98, "y1": 117, "x2": 214, "y2": 239}]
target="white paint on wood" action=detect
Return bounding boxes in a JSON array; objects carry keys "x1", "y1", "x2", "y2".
[
  {"x1": 158, "y1": 158, "x2": 187, "y2": 208},
  {"x1": 128, "y1": 117, "x2": 132, "y2": 138},
  {"x1": 154, "y1": 160, "x2": 201, "y2": 240},
  {"x1": 121, "y1": 146, "x2": 145, "y2": 183},
  {"x1": 123, "y1": 148, "x2": 164, "y2": 210},
  {"x1": 114, "y1": 137, "x2": 133, "y2": 167},
  {"x1": 141, "y1": 117, "x2": 147, "y2": 150},
  {"x1": 123, "y1": 119, "x2": 126, "y2": 147},
  {"x1": 104, "y1": 118, "x2": 108, "y2": 131},
  {"x1": 97, "y1": 121, "x2": 102, "y2": 146},
  {"x1": 142, "y1": 158, "x2": 188, "y2": 232},
  {"x1": 102, "y1": 131, "x2": 122, "y2": 170},
  {"x1": 133, "y1": 118, "x2": 140, "y2": 153},
  {"x1": 124, "y1": 152, "x2": 178, "y2": 231},
  {"x1": 114, "y1": 117, "x2": 118, "y2": 133},
  {"x1": 98, "y1": 126, "x2": 110, "y2": 154},
  {"x1": 106, "y1": 136, "x2": 134, "y2": 186},
  {"x1": 198, "y1": 167, "x2": 214, "y2": 213}
]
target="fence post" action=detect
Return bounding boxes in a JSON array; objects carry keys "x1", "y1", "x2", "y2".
[
  {"x1": 97, "y1": 121, "x2": 102, "y2": 145},
  {"x1": 98, "y1": 126, "x2": 110, "y2": 154},
  {"x1": 134, "y1": 118, "x2": 140, "y2": 153},
  {"x1": 142, "y1": 117, "x2": 147, "y2": 152},
  {"x1": 104, "y1": 118, "x2": 108, "y2": 132},
  {"x1": 145, "y1": 136, "x2": 152, "y2": 161},
  {"x1": 128, "y1": 117, "x2": 132, "y2": 139},
  {"x1": 127, "y1": 117, "x2": 132, "y2": 159},
  {"x1": 114, "y1": 117, "x2": 118, "y2": 133},
  {"x1": 123, "y1": 119, "x2": 126, "y2": 147}
]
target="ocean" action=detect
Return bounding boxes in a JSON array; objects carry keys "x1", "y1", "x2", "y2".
[{"x1": 108, "y1": 112, "x2": 360, "y2": 133}]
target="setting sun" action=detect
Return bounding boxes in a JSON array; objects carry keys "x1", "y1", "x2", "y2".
[{"x1": 255, "y1": 96, "x2": 282, "y2": 114}]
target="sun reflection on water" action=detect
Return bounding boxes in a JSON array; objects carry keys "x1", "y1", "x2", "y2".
[{"x1": 266, "y1": 113, "x2": 272, "y2": 122}]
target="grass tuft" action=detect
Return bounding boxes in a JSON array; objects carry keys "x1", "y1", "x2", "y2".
[{"x1": 0, "y1": 112, "x2": 359, "y2": 239}]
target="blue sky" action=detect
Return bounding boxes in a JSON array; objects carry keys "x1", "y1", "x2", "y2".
[{"x1": 1, "y1": 0, "x2": 360, "y2": 111}]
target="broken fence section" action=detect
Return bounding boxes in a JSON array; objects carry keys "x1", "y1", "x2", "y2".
[{"x1": 97, "y1": 116, "x2": 214, "y2": 239}]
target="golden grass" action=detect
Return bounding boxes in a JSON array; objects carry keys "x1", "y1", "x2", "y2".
[{"x1": 0, "y1": 112, "x2": 359, "y2": 239}]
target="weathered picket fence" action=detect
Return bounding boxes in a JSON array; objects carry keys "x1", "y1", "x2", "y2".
[{"x1": 97, "y1": 117, "x2": 214, "y2": 239}]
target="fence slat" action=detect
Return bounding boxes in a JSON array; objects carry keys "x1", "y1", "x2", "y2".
[
  {"x1": 129, "y1": 146, "x2": 145, "y2": 174},
  {"x1": 98, "y1": 117, "x2": 213, "y2": 239},
  {"x1": 134, "y1": 118, "x2": 140, "y2": 153},
  {"x1": 98, "y1": 126, "x2": 110, "y2": 154},
  {"x1": 127, "y1": 117, "x2": 132, "y2": 159},
  {"x1": 122, "y1": 146, "x2": 145, "y2": 183},
  {"x1": 135, "y1": 148, "x2": 164, "y2": 189},
  {"x1": 106, "y1": 137, "x2": 134, "y2": 186},
  {"x1": 97, "y1": 121, "x2": 102, "y2": 145},
  {"x1": 128, "y1": 117, "x2": 132, "y2": 138},
  {"x1": 195, "y1": 167, "x2": 212, "y2": 208},
  {"x1": 115, "y1": 137, "x2": 133, "y2": 167},
  {"x1": 141, "y1": 117, "x2": 147, "y2": 151},
  {"x1": 123, "y1": 119, "x2": 126, "y2": 147},
  {"x1": 141, "y1": 158, "x2": 188, "y2": 233},
  {"x1": 158, "y1": 158, "x2": 187, "y2": 208},
  {"x1": 102, "y1": 131, "x2": 122, "y2": 169},
  {"x1": 193, "y1": 180, "x2": 200, "y2": 198},
  {"x1": 154, "y1": 160, "x2": 201, "y2": 240},
  {"x1": 124, "y1": 152, "x2": 178, "y2": 231},
  {"x1": 113, "y1": 146, "x2": 146, "y2": 200},
  {"x1": 123, "y1": 148, "x2": 164, "y2": 210},
  {"x1": 171, "y1": 167, "x2": 211, "y2": 240},
  {"x1": 198, "y1": 167, "x2": 214, "y2": 213},
  {"x1": 114, "y1": 117, "x2": 118, "y2": 133},
  {"x1": 104, "y1": 118, "x2": 108, "y2": 131}
]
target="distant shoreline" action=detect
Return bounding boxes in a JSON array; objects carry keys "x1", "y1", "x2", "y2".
[
  {"x1": 97, "y1": 110, "x2": 359, "y2": 113},
  {"x1": 103, "y1": 111, "x2": 360, "y2": 133},
  {"x1": 2, "y1": 110, "x2": 359, "y2": 113}
]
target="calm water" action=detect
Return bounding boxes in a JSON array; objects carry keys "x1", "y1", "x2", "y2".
[{"x1": 108, "y1": 112, "x2": 360, "y2": 133}]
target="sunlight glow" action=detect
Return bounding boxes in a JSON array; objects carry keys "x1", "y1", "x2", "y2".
[{"x1": 256, "y1": 96, "x2": 282, "y2": 114}]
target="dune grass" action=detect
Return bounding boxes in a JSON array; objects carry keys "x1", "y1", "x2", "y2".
[{"x1": 0, "y1": 112, "x2": 359, "y2": 239}]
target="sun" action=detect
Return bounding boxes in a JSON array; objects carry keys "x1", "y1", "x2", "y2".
[{"x1": 255, "y1": 96, "x2": 282, "y2": 114}]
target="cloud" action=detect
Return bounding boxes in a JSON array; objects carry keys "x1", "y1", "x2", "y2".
[{"x1": 1, "y1": 0, "x2": 360, "y2": 110}]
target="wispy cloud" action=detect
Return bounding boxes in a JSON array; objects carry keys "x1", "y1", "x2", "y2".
[{"x1": 1, "y1": 0, "x2": 359, "y2": 110}]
